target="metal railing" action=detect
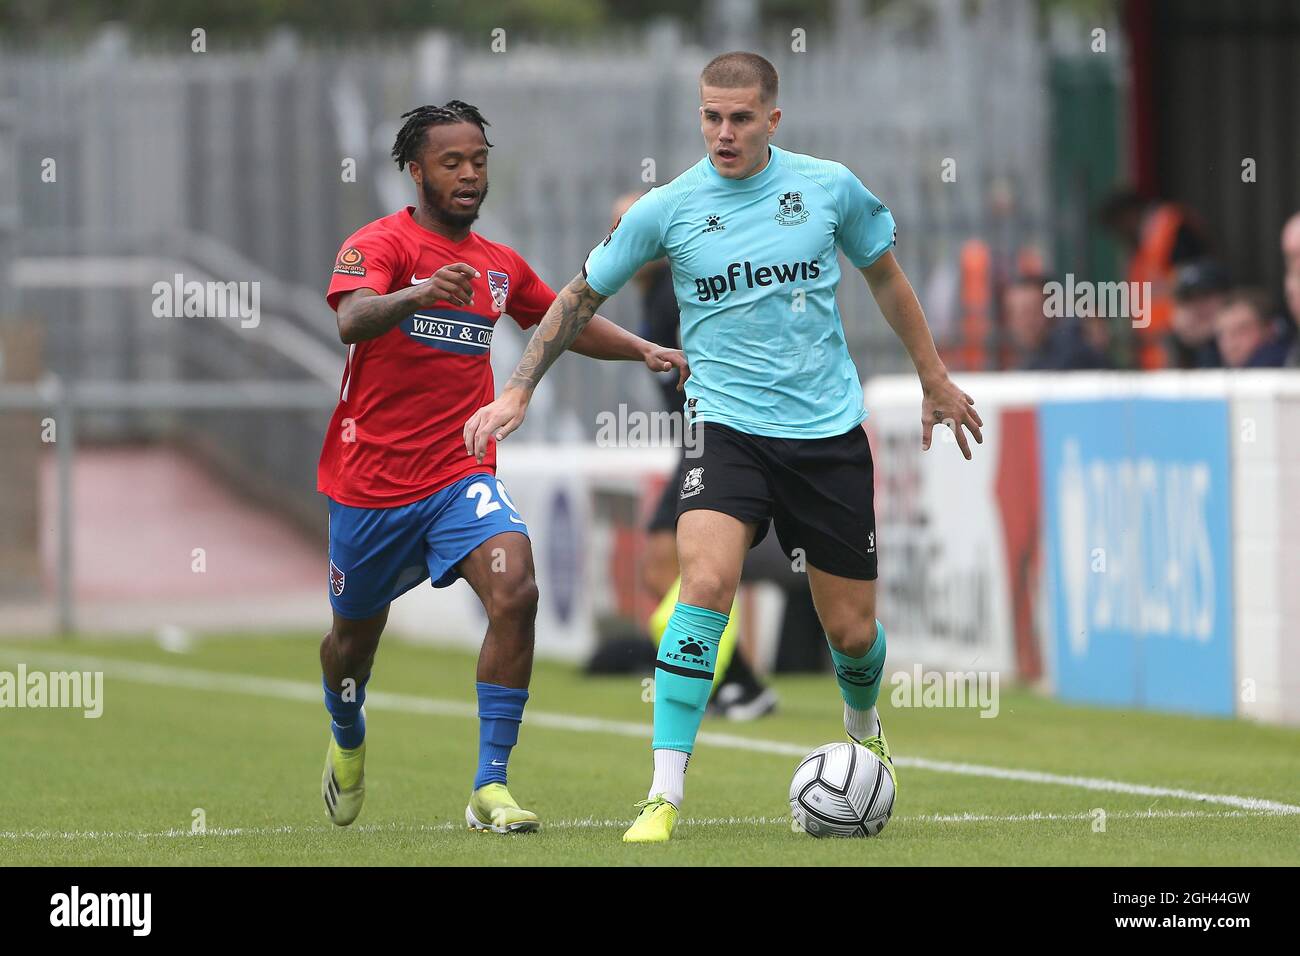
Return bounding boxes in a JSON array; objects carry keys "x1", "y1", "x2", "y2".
[
  {"x1": 0, "y1": 2, "x2": 1084, "y2": 629},
  {"x1": 3, "y1": 0, "x2": 1057, "y2": 409},
  {"x1": 0, "y1": 378, "x2": 337, "y2": 634}
]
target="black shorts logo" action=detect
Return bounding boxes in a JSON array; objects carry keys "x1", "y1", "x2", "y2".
[{"x1": 681, "y1": 466, "x2": 704, "y2": 499}]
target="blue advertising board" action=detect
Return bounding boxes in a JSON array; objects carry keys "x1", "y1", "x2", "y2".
[{"x1": 1038, "y1": 398, "x2": 1234, "y2": 715}]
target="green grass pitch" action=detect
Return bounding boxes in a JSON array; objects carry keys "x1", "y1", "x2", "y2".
[{"x1": 1, "y1": 634, "x2": 1297, "y2": 866}]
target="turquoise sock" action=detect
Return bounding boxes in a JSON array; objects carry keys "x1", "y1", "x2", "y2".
[
  {"x1": 652, "y1": 602, "x2": 729, "y2": 753},
  {"x1": 827, "y1": 620, "x2": 887, "y2": 711}
]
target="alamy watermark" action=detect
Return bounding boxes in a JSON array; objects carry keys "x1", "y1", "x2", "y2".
[
  {"x1": 595, "y1": 404, "x2": 702, "y2": 457},
  {"x1": 152, "y1": 273, "x2": 261, "y2": 328},
  {"x1": 50, "y1": 886, "x2": 150, "y2": 936},
  {"x1": 889, "y1": 664, "x2": 999, "y2": 718},
  {"x1": 1044, "y1": 274, "x2": 1152, "y2": 328},
  {"x1": 0, "y1": 665, "x2": 103, "y2": 718}
]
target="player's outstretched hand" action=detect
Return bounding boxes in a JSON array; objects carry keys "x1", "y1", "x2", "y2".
[
  {"x1": 645, "y1": 346, "x2": 690, "y2": 391},
  {"x1": 414, "y1": 262, "x2": 478, "y2": 308},
  {"x1": 921, "y1": 375, "x2": 983, "y2": 460},
  {"x1": 464, "y1": 387, "x2": 529, "y2": 463}
]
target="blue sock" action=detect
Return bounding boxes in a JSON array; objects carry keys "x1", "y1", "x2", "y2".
[
  {"x1": 322, "y1": 674, "x2": 368, "y2": 750},
  {"x1": 827, "y1": 620, "x2": 887, "y2": 711},
  {"x1": 653, "y1": 603, "x2": 729, "y2": 752},
  {"x1": 475, "y1": 682, "x2": 529, "y2": 790}
]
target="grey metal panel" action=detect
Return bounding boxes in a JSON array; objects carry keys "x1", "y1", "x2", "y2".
[
  {"x1": 1156, "y1": 0, "x2": 1300, "y2": 302},
  {"x1": 1, "y1": 0, "x2": 1056, "y2": 506}
]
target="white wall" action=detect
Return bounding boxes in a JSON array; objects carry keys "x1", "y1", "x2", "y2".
[{"x1": 388, "y1": 372, "x2": 1300, "y2": 726}]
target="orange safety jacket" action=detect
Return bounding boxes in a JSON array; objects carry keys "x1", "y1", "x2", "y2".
[{"x1": 1128, "y1": 202, "x2": 1191, "y2": 370}]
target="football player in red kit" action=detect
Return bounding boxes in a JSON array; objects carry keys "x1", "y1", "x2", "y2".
[{"x1": 319, "y1": 101, "x2": 687, "y2": 833}]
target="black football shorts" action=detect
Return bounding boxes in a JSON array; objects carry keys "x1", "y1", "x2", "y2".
[
  {"x1": 674, "y1": 422, "x2": 878, "y2": 580},
  {"x1": 647, "y1": 454, "x2": 689, "y2": 534}
]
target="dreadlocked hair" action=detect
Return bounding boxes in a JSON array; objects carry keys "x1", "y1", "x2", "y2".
[{"x1": 391, "y1": 101, "x2": 493, "y2": 170}]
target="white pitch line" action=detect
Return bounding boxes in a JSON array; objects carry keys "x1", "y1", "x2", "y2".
[
  {"x1": 0, "y1": 809, "x2": 1283, "y2": 842},
  {"x1": 4, "y1": 648, "x2": 1300, "y2": 816}
]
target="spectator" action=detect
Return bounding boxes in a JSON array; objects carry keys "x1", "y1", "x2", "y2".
[
  {"x1": 1278, "y1": 212, "x2": 1300, "y2": 365},
  {"x1": 1281, "y1": 211, "x2": 1300, "y2": 276},
  {"x1": 1169, "y1": 259, "x2": 1228, "y2": 368},
  {"x1": 606, "y1": 191, "x2": 683, "y2": 604},
  {"x1": 1285, "y1": 270, "x2": 1300, "y2": 367},
  {"x1": 1003, "y1": 276, "x2": 1110, "y2": 370},
  {"x1": 1075, "y1": 299, "x2": 1114, "y2": 364},
  {"x1": 1096, "y1": 188, "x2": 1210, "y2": 369},
  {"x1": 1215, "y1": 290, "x2": 1290, "y2": 368},
  {"x1": 1288, "y1": 267, "x2": 1300, "y2": 321}
]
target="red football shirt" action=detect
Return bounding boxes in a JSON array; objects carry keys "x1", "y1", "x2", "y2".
[{"x1": 319, "y1": 207, "x2": 555, "y2": 507}]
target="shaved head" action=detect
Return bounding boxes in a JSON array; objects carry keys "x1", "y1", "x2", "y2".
[{"x1": 700, "y1": 51, "x2": 778, "y2": 105}]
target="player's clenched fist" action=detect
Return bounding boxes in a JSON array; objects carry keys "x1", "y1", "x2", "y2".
[
  {"x1": 464, "y1": 387, "x2": 530, "y2": 463},
  {"x1": 412, "y1": 262, "x2": 478, "y2": 308},
  {"x1": 644, "y1": 345, "x2": 691, "y2": 391}
]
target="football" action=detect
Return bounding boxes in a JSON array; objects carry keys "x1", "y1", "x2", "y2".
[{"x1": 789, "y1": 742, "x2": 895, "y2": 838}]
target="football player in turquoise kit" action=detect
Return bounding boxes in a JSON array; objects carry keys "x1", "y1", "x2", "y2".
[
  {"x1": 465, "y1": 55, "x2": 982, "y2": 842},
  {"x1": 319, "y1": 101, "x2": 686, "y2": 834}
]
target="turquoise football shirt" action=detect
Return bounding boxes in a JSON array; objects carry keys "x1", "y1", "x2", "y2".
[{"x1": 584, "y1": 144, "x2": 896, "y2": 439}]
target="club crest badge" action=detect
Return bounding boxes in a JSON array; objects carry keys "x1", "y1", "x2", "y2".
[
  {"x1": 681, "y1": 466, "x2": 705, "y2": 498},
  {"x1": 487, "y1": 270, "x2": 509, "y2": 313},
  {"x1": 330, "y1": 561, "x2": 346, "y2": 597},
  {"x1": 775, "y1": 191, "x2": 809, "y2": 226}
]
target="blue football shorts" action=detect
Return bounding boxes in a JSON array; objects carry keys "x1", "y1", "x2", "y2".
[{"x1": 326, "y1": 472, "x2": 530, "y2": 620}]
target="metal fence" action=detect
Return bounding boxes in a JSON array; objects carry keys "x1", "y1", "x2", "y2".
[
  {"x1": 0, "y1": 379, "x2": 337, "y2": 633},
  {"x1": 1, "y1": 0, "x2": 1065, "y2": 526}
]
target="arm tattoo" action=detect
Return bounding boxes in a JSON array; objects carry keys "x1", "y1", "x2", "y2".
[
  {"x1": 346, "y1": 296, "x2": 409, "y2": 341},
  {"x1": 337, "y1": 288, "x2": 413, "y2": 343},
  {"x1": 507, "y1": 274, "x2": 607, "y2": 392}
]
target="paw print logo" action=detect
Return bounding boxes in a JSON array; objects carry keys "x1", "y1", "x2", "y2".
[
  {"x1": 678, "y1": 638, "x2": 708, "y2": 658},
  {"x1": 706, "y1": 215, "x2": 719, "y2": 227},
  {"x1": 836, "y1": 663, "x2": 881, "y2": 687}
]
